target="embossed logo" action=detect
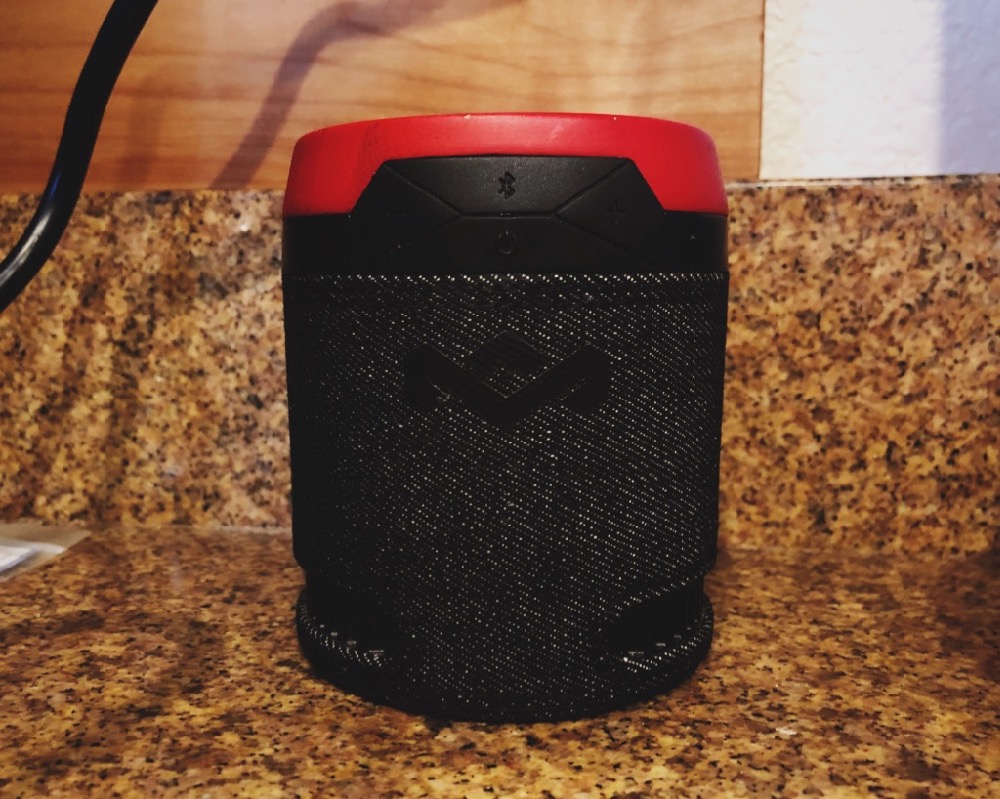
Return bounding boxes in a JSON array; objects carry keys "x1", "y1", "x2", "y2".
[{"x1": 403, "y1": 331, "x2": 610, "y2": 428}]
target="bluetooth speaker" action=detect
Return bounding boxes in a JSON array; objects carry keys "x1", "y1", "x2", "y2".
[{"x1": 281, "y1": 113, "x2": 729, "y2": 722}]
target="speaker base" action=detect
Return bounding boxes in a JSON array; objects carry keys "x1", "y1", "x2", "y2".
[{"x1": 295, "y1": 588, "x2": 714, "y2": 723}]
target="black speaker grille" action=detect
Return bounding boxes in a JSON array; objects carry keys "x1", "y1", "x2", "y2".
[{"x1": 283, "y1": 272, "x2": 728, "y2": 721}]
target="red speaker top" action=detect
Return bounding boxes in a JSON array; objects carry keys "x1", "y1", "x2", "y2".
[{"x1": 283, "y1": 113, "x2": 727, "y2": 218}]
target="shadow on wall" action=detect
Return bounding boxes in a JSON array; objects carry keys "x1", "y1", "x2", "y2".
[
  {"x1": 114, "y1": 72, "x2": 166, "y2": 188},
  {"x1": 940, "y1": 0, "x2": 1000, "y2": 173},
  {"x1": 211, "y1": 0, "x2": 516, "y2": 189}
]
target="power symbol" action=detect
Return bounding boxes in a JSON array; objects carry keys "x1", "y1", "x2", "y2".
[{"x1": 496, "y1": 230, "x2": 517, "y2": 256}]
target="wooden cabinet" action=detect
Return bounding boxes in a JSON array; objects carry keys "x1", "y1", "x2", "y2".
[{"x1": 0, "y1": 0, "x2": 763, "y2": 190}]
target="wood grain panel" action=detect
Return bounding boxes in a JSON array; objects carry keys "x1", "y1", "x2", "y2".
[{"x1": 0, "y1": 0, "x2": 763, "y2": 191}]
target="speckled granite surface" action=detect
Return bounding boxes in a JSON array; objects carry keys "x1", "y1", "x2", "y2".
[
  {"x1": 724, "y1": 177, "x2": 998, "y2": 555},
  {"x1": 0, "y1": 176, "x2": 997, "y2": 553},
  {"x1": 0, "y1": 526, "x2": 995, "y2": 797}
]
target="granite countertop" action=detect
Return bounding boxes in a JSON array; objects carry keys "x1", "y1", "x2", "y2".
[
  {"x1": 1, "y1": 176, "x2": 996, "y2": 556},
  {"x1": 0, "y1": 526, "x2": 995, "y2": 797}
]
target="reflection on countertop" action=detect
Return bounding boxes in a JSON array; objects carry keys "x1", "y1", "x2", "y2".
[{"x1": 0, "y1": 525, "x2": 995, "y2": 797}]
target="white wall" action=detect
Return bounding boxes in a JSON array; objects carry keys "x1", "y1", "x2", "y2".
[{"x1": 761, "y1": 0, "x2": 1000, "y2": 179}]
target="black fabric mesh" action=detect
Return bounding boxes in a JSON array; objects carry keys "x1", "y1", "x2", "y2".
[{"x1": 283, "y1": 272, "x2": 728, "y2": 721}]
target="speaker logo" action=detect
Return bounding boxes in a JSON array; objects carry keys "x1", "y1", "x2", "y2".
[{"x1": 403, "y1": 331, "x2": 610, "y2": 428}]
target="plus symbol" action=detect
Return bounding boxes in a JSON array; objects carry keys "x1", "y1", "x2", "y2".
[{"x1": 607, "y1": 200, "x2": 626, "y2": 225}]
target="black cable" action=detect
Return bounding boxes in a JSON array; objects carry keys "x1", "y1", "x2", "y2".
[{"x1": 0, "y1": 0, "x2": 159, "y2": 313}]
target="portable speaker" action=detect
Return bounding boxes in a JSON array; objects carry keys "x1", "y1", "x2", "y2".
[{"x1": 281, "y1": 113, "x2": 729, "y2": 722}]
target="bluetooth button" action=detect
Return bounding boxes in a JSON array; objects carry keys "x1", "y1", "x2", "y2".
[{"x1": 389, "y1": 156, "x2": 625, "y2": 214}]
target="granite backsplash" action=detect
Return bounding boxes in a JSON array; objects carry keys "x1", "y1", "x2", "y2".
[{"x1": 0, "y1": 176, "x2": 996, "y2": 554}]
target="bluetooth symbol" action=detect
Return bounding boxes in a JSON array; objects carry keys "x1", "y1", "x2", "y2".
[{"x1": 498, "y1": 171, "x2": 516, "y2": 199}]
